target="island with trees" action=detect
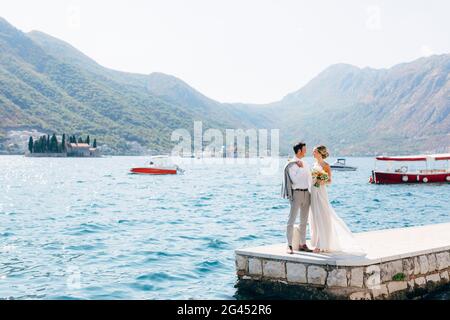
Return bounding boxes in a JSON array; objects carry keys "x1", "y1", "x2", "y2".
[{"x1": 26, "y1": 134, "x2": 100, "y2": 157}]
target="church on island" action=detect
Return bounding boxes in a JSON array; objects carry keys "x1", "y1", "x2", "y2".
[
  {"x1": 25, "y1": 134, "x2": 100, "y2": 157},
  {"x1": 66, "y1": 142, "x2": 99, "y2": 157}
]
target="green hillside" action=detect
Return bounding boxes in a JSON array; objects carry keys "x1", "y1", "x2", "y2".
[
  {"x1": 0, "y1": 17, "x2": 448, "y2": 156},
  {"x1": 0, "y1": 17, "x2": 266, "y2": 154}
]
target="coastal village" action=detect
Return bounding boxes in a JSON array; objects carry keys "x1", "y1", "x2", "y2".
[{"x1": 25, "y1": 134, "x2": 100, "y2": 157}]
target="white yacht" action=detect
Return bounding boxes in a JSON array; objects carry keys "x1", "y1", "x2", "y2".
[{"x1": 330, "y1": 158, "x2": 357, "y2": 171}]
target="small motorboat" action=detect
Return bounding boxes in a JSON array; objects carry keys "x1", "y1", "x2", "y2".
[
  {"x1": 130, "y1": 155, "x2": 184, "y2": 175},
  {"x1": 330, "y1": 158, "x2": 357, "y2": 171},
  {"x1": 369, "y1": 153, "x2": 450, "y2": 184}
]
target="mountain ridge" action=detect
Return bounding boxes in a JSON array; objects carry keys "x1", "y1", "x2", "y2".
[
  {"x1": 268, "y1": 54, "x2": 449, "y2": 155},
  {"x1": 0, "y1": 17, "x2": 448, "y2": 155},
  {"x1": 1, "y1": 18, "x2": 268, "y2": 154}
]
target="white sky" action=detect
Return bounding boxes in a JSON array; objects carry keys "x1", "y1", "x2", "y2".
[{"x1": 1, "y1": 0, "x2": 449, "y2": 103}]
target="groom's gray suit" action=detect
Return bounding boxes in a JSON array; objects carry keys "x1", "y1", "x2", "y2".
[{"x1": 282, "y1": 157, "x2": 312, "y2": 247}]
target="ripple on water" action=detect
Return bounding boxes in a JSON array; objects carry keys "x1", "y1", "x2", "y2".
[
  {"x1": 270, "y1": 204, "x2": 287, "y2": 210},
  {"x1": 42, "y1": 242, "x2": 63, "y2": 250},
  {"x1": 205, "y1": 239, "x2": 229, "y2": 250},
  {"x1": 66, "y1": 223, "x2": 109, "y2": 235},
  {"x1": 89, "y1": 203, "x2": 107, "y2": 209},
  {"x1": 47, "y1": 295, "x2": 82, "y2": 300},
  {"x1": 193, "y1": 203, "x2": 210, "y2": 207},
  {"x1": 128, "y1": 283, "x2": 157, "y2": 292},
  {"x1": 195, "y1": 260, "x2": 225, "y2": 274},
  {"x1": 136, "y1": 272, "x2": 184, "y2": 282},
  {"x1": 117, "y1": 219, "x2": 138, "y2": 225},
  {"x1": 66, "y1": 244, "x2": 99, "y2": 251},
  {"x1": 179, "y1": 235, "x2": 202, "y2": 240},
  {"x1": 89, "y1": 291, "x2": 129, "y2": 299},
  {"x1": 139, "y1": 250, "x2": 188, "y2": 258},
  {"x1": 237, "y1": 235, "x2": 258, "y2": 241}
]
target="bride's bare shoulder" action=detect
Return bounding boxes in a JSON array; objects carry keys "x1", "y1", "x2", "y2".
[{"x1": 321, "y1": 161, "x2": 332, "y2": 174}]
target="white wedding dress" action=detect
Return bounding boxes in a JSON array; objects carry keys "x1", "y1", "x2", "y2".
[{"x1": 309, "y1": 162, "x2": 363, "y2": 254}]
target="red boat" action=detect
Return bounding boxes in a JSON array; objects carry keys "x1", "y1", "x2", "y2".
[
  {"x1": 370, "y1": 153, "x2": 450, "y2": 184},
  {"x1": 130, "y1": 156, "x2": 183, "y2": 175},
  {"x1": 130, "y1": 167, "x2": 178, "y2": 175}
]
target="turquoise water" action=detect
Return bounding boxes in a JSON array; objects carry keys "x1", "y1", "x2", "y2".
[{"x1": 0, "y1": 156, "x2": 449, "y2": 299}]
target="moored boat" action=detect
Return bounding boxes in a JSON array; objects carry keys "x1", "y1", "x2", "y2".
[
  {"x1": 369, "y1": 153, "x2": 450, "y2": 184},
  {"x1": 330, "y1": 158, "x2": 357, "y2": 171},
  {"x1": 130, "y1": 155, "x2": 183, "y2": 175}
]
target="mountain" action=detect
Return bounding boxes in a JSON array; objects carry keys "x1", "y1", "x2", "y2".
[
  {"x1": 0, "y1": 17, "x2": 267, "y2": 154},
  {"x1": 28, "y1": 30, "x2": 263, "y2": 126},
  {"x1": 0, "y1": 17, "x2": 448, "y2": 156},
  {"x1": 264, "y1": 55, "x2": 450, "y2": 155}
]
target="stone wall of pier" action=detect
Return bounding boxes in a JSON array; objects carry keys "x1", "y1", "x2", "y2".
[{"x1": 235, "y1": 249, "x2": 450, "y2": 299}]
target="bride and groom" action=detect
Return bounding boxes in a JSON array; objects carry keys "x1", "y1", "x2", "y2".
[{"x1": 282, "y1": 142, "x2": 362, "y2": 254}]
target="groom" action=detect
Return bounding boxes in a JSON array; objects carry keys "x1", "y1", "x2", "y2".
[{"x1": 281, "y1": 142, "x2": 313, "y2": 254}]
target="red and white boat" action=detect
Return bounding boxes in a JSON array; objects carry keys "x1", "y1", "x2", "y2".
[
  {"x1": 369, "y1": 153, "x2": 450, "y2": 184},
  {"x1": 130, "y1": 155, "x2": 183, "y2": 175}
]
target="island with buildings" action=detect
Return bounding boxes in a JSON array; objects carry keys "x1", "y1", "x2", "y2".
[{"x1": 25, "y1": 134, "x2": 100, "y2": 157}]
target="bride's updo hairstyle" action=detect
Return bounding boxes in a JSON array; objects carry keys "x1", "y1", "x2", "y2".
[{"x1": 315, "y1": 145, "x2": 329, "y2": 159}]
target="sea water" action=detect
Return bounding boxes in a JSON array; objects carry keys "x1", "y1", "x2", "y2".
[{"x1": 0, "y1": 156, "x2": 449, "y2": 299}]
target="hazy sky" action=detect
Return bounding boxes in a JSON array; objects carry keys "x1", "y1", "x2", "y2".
[{"x1": 1, "y1": 0, "x2": 449, "y2": 103}]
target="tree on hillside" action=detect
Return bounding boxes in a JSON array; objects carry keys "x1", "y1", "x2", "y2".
[
  {"x1": 86, "y1": 135, "x2": 90, "y2": 145},
  {"x1": 34, "y1": 137, "x2": 39, "y2": 153},
  {"x1": 46, "y1": 135, "x2": 50, "y2": 152},
  {"x1": 38, "y1": 138, "x2": 42, "y2": 152},
  {"x1": 34, "y1": 135, "x2": 46, "y2": 153},
  {"x1": 50, "y1": 134, "x2": 58, "y2": 152},
  {"x1": 78, "y1": 137, "x2": 83, "y2": 144},
  {"x1": 93, "y1": 139, "x2": 97, "y2": 148},
  {"x1": 61, "y1": 134, "x2": 66, "y2": 151},
  {"x1": 28, "y1": 137, "x2": 33, "y2": 153}
]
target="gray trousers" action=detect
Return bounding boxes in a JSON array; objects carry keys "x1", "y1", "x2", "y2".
[{"x1": 287, "y1": 190, "x2": 311, "y2": 247}]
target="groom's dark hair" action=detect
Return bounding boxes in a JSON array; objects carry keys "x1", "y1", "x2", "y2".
[{"x1": 293, "y1": 142, "x2": 306, "y2": 154}]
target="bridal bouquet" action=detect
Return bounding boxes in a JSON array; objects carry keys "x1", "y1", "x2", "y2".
[{"x1": 312, "y1": 169, "x2": 329, "y2": 187}]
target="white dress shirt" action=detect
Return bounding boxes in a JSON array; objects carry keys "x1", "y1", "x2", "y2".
[{"x1": 288, "y1": 156, "x2": 310, "y2": 190}]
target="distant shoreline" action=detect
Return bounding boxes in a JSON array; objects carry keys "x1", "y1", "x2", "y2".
[{"x1": 0, "y1": 152, "x2": 439, "y2": 158}]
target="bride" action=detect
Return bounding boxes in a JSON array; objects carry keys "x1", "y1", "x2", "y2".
[{"x1": 309, "y1": 145, "x2": 363, "y2": 254}]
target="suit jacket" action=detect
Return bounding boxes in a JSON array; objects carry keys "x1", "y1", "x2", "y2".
[{"x1": 281, "y1": 158, "x2": 312, "y2": 200}]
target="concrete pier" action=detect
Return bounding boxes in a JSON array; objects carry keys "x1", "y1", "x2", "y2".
[{"x1": 235, "y1": 222, "x2": 450, "y2": 299}]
